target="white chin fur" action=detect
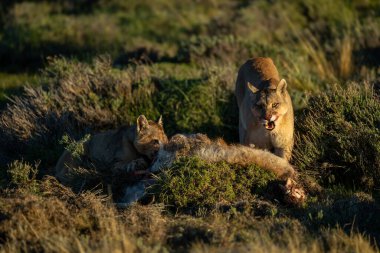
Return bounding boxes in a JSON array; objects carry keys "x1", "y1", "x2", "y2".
[{"x1": 270, "y1": 115, "x2": 278, "y2": 122}]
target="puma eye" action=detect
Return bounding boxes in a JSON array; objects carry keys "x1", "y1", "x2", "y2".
[
  {"x1": 272, "y1": 103, "x2": 279, "y2": 108},
  {"x1": 153, "y1": 139, "x2": 160, "y2": 145}
]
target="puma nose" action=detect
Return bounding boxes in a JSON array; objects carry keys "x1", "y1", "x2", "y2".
[{"x1": 264, "y1": 114, "x2": 272, "y2": 121}]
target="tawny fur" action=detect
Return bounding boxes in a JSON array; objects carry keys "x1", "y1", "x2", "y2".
[
  {"x1": 150, "y1": 133, "x2": 295, "y2": 180},
  {"x1": 147, "y1": 133, "x2": 306, "y2": 206},
  {"x1": 235, "y1": 57, "x2": 294, "y2": 161},
  {"x1": 55, "y1": 115, "x2": 168, "y2": 184}
]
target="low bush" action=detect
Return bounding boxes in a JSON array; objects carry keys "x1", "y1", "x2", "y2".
[
  {"x1": 293, "y1": 83, "x2": 380, "y2": 191},
  {"x1": 150, "y1": 157, "x2": 277, "y2": 212},
  {"x1": 4, "y1": 160, "x2": 39, "y2": 193}
]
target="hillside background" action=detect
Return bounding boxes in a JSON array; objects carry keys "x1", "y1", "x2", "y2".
[{"x1": 0, "y1": 0, "x2": 379, "y2": 252}]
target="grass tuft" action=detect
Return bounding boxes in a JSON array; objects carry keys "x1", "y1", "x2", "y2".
[{"x1": 6, "y1": 160, "x2": 39, "y2": 192}]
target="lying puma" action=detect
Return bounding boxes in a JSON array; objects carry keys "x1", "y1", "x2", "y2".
[
  {"x1": 235, "y1": 57, "x2": 294, "y2": 161},
  {"x1": 150, "y1": 133, "x2": 295, "y2": 179},
  {"x1": 55, "y1": 115, "x2": 168, "y2": 184},
  {"x1": 144, "y1": 133, "x2": 305, "y2": 205}
]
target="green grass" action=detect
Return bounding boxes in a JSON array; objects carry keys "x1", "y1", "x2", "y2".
[
  {"x1": 1, "y1": 0, "x2": 379, "y2": 85},
  {"x1": 0, "y1": 72, "x2": 37, "y2": 107}
]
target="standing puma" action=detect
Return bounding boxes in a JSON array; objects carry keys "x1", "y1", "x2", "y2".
[
  {"x1": 55, "y1": 115, "x2": 168, "y2": 184},
  {"x1": 235, "y1": 57, "x2": 294, "y2": 161}
]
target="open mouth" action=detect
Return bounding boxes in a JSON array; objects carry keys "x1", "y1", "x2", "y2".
[{"x1": 264, "y1": 121, "x2": 275, "y2": 131}]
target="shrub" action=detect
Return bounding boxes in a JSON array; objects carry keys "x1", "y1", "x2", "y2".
[
  {"x1": 150, "y1": 157, "x2": 277, "y2": 212},
  {"x1": 60, "y1": 134, "x2": 91, "y2": 159},
  {"x1": 293, "y1": 83, "x2": 380, "y2": 191},
  {"x1": 5, "y1": 160, "x2": 39, "y2": 192},
  {"x1": 155, "y1": 64, "x2": 239, "y2": 140}
]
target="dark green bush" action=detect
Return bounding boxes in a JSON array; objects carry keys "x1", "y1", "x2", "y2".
[
  {"x1": 150, "y1": 157, "x2": 277, "y2": 211},
  {"x1": 155, "y1": 68, "x2": 239, "y2": 140},
  {"x1": 293, "y1": 83, "x2": 380, "y2": 191}
]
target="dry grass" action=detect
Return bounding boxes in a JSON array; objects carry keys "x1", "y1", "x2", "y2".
[
  {"x1": 0, "y1": 176, "x2": 377, "y2": 252},
  {"x1": 339, "y1": 35, "x2": 354, "y2": 79},
  {"x1": 0, "y1": 56, "x2": 158, "y2": 165}
]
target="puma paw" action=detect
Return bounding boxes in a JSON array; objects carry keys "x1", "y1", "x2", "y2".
[{"x1": 280, "y1": 178, "x2": 306, "y2": 206}]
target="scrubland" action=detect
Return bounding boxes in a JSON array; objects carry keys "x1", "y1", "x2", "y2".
[{"x1": 0, "y1": 0, "x2": 379, "y2": 252}]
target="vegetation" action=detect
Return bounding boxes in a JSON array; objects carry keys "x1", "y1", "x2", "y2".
[
  {"x1": 294, "y1": 84, "x2": 380, "y2": 191},
  {"x1": 0, "y1": 0, "x2": 379, "y2": 252},
  {"x1": 150, "y1": 157, "x2": 277, "y2": 212}
]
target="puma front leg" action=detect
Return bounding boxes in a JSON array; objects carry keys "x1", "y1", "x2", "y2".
[
  {"x1": 274, "y1": 147, "x2": 292, "y2": 161},
  {"x1": 113, "y1": 158, "x2": 149, "y2": 175}
]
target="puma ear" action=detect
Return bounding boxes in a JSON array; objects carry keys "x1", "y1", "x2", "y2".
[
  {"x1": 137, "y1": 115, "x2": 149, "y2": 132},
  {"x1": 247, "y1": 82, "x2": 259, "y2": 94},
  {"x1": 277, "y1": 79, "x2": 287, "y2": 93},
  {"x1": 157, "y1": 115, "x2": 163, "y2": 126}
]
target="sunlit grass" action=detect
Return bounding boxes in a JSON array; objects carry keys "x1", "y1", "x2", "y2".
[{"x1": 0, "y1": 72, "x2": 37, "y2": 105}]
